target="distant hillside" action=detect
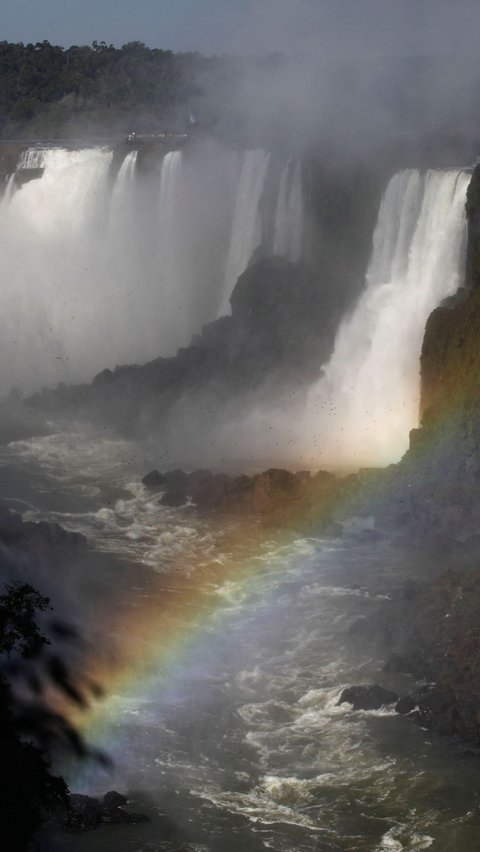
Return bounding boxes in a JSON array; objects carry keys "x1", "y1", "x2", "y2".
[{"x1": 0, "y1": 40, "x2": 242, "y2": 141}]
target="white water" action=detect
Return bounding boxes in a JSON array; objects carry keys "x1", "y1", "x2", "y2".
[
  {"x1": 220, "y1": 149, "x2": 271, "y2": 314},
  {"x1": 1, "y1": 426, "x2": 478, "y2": 850},
  {"x1": 304, "y1": 168, "x2": 470, "y2": 468},
  {"x1": 0, "y1": 148, "x2": 114, "y2": 392},
  {"x1": 199, "y1": 168, "x2": 469, "y2": 471},
  {"x1": 0, "y1": 145, "x2": 305, "y2": 394},
  {"x1": 273, "y1": 159, "x2": 304, "y2": 262},
  {"x1": 17, "y1": 148, "x2": 48, "y2": 169}
]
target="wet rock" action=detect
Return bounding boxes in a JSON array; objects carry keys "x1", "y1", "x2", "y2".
[
  {"x1": 63, "y1": 794, "x2": 103, "y2": 831},
  {"x1": 190, "y1": 470, "x2": 244, "y2": 509},
  {"x1": 100, "y1": 806, "x2": 133, "y2": 825},
  {"x1": 0, "y1": 506, "x2": 87, "y2": 565},
  {"x1": 140, "y1": 464, "x2": 344, "y2": 539},
  {"x1": 60, "y1": 792, "x2": 150, "y2": 832},
  {"x1": 142, "y1": 469, "x2": 165, "y2": 488},
  {"x1": 159, "y1": 469, "x2": 189, "y2": 506},
  {"x1": 251, "y1": 468, "x2": 299, "y2": 512},
  {"x1": 338, "y1": 684, "x2": 399, "y2": 710},
  {"x1": 103, "y1": 790, "x2": 127, "y2": 808},
  {"x1": 160, "y1": 488, "x2": 187, "y2": 507},
  {"x1": 395, "y1": 695, "x2": 417, "y2": 715}
]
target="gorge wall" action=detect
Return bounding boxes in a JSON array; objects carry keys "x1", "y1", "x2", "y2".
[
  {"x1": 27, "y1": 163, "x2": 470, "y2": 473},
  {"x1": 359, "y1": 164, "x2": 480, "y2": 746}
]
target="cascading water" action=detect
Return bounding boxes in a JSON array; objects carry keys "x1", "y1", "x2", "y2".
[
  {"x1": 220, "y1": 149, "x2": 271, "y2": 315},
  {"x1": 273, "y1": 159, "x2": 304, "y2": 262},
  {"x1": 17, "y1": 148, "x2": 48, "y2": 169},
  {"x1": 305, "y1": 168, "x2": 470, "y2": 468},
  {"x1": 0, "y1": 144, "x2": 307, "y2": 394},
  {"x1": 0, "y1": 173, "x2": 15, "y2": 209},
  {"x1": 0, "y1": 147, "x2": 113, "y2": 393},
  {"x1": 156, "y1": 151, "x2": 188, "y2": 340},
  {"x1": 0, "y1": 144, "x2": 276, "y2": 393}
]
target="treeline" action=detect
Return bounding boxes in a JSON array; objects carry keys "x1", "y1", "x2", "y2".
[{"x1": 0, "y1": 40, "x2": 248, "y2": 140}]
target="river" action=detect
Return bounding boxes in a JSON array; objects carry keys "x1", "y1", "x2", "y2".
[{"x1": 1, "y1": 424, "x2": 479, "y2": 852}]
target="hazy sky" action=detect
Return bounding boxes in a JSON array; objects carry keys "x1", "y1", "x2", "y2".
[{"x1": 1, "y1": 0, "x2": 480, "y2": 56}]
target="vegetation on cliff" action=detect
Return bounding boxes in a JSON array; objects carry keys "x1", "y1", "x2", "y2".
[
  {"x1": 0, "y1": 40, "x2": 276, "y2": 142},
  {"x1": 0, "y1": 582, "x2": 68, "y2": 851}
]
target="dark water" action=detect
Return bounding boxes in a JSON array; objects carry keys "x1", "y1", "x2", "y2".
[{"x1": 1, "y1": 426, "x2": 480, "y2": 852}]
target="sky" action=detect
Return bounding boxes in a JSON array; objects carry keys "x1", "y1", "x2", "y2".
[{"x1": 1, "y1": 0, "x2": 480, "y2": 57}]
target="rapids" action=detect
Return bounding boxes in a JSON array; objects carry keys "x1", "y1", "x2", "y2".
[
  {"x1": 1, "y1": 428, "x2": 479, "y2": 852},
  {"x1": 0, "y1": 153, "x2": 475, "y2": 849}
]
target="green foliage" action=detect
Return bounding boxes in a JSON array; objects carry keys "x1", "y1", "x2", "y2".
[
  {"x1": 0, "y1": 583, "x2": 66, "y2": 850},
  {"x1": 0, "y1": 582, "x2": 50, "y2": 658},
  {"x1": 0, "y1": 40, "x2": 238, "y2": 139},
  {"x1": 0, "y1": 582, "x2": 105, "y2": 850}
]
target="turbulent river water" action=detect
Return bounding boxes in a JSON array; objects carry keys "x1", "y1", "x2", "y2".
[{"x1": 1, "y1": 425, "x2": 480, "y2": 852}]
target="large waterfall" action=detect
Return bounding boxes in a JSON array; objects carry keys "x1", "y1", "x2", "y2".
[
  {"x1": 220, "y1": 150, "x2": 271, "y2": 315},
  {"x1": 305, "y1": 168, "x2": 470, "y2": 468},
  {"x1": 211, "y1": 168, "x2": 470, "y2": 471},
  {"x1": 273, "y1": 159, "x2": 303, "y2": 262},
  {"x1": 0, "y1": 145, "x2": 304, "y2": 393}
]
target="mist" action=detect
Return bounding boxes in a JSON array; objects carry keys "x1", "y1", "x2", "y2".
[{"x1": 3, "y1": 5, "x2": 480, "y2": 849}]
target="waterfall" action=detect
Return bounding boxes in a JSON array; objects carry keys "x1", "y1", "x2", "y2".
[
  {"x1": 273, "y1": 159, "x2": 303, "y2": 262},
  {"x1": 0, "y1": 147, "x2": 113, "y2": 393},
  {"x1": 157, "y1": 151, "x2": 184, "y2": 304},
  {"x1": 17, "y1": 148, "x2": 47, "y2": 169},
  {"x1": 0, "y1": 143, "x2": 304, "y2": 394},
  {"x1": 220, "y1": 150, "x2": 271, "y2": 315},
  {"x1": 306, "y1": 168, "x2": 470, "y2": 468},
  {"x1": 0, "y1": 145, "x2": 235, "y2": 392},
  {"x1": 1, "y1": 173, "x2": 15, "y2": 209},
  {"x1": 109, "y1": 150, "x2": 138, "y2": 214}
]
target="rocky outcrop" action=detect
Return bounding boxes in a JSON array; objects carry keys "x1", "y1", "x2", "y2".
[
  {"x1": 372, "y1": 569, "x2": 480, "y2": 741},
  {"x1": 28, "y1": 257, "x2": 341, "y2": 436},
  {"x1": 0, "y1": 506, "x2": 86, "y2": 564},
  {"x1": 0, "y1": 142, "x2": 25, "y2": 187},
  {"x1": 338, "y1": 684, "x2": 398, "y2": 711},
  {"x1": 58, "y1": 791, "x2": 149, "y2": 832},
  {"x1": 338, "y1": 163, "x2": 480, "y2": 744},
  {"x1": 141, "y1": 465, "x2": 344, "y2": 533},
  {"x1": 361, "y1": 166, "x2": 480, "y2": 548}
]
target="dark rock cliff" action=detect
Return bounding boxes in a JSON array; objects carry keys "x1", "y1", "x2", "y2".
[
  {"x1": 28, "y1": 256, "x2": 342, "y2": 435},
  {"x1": 369, "y1": 163, "x2": 480, "y2": 743}
]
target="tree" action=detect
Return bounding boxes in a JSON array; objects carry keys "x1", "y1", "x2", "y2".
[{"x1": 0, "y1": 582, "x2": 103, "y2": 851}]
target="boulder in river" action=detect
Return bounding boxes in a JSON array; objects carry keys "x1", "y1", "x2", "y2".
[
  {"x1": 338, "y1": 684, "x2": 399, "y2": 710},
  {"x1": 60, "y1": 791, "x2": 150, "y2": 832}
]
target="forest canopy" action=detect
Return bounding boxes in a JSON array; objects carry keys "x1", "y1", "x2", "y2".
[{"x1": 0, "y1": 39, "x2": 246, "y2": 139}]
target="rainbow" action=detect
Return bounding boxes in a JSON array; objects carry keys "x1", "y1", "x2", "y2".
[
  {"x1": 67, "y1": 508, "x2": 330, "y2": 787},
  {"x1": 65, "y1": 390, "x2": 467, "y2": 790}
]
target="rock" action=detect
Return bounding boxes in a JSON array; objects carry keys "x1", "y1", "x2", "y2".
[
  {"x1": 63, "y1": 794, "x2": 102, "y2": 831},
  {"x1": 103, "y1": 790, "x2": 127, "y2": 808},
  {"x1": 124, "y1": 812, "x2": 150, "y2": 825},
  {"x1": 159, "y1": 469, "x2": 189, "y2": 506},
  {"x1": 313, "y1": 469, "x2": 336, "y2": 482},
  {"x1": 61, "y1": 792, "x2": 150, "y2": 832},
  {"x1": 160, "y1": 488, "x2": 187, "y2": 507},
  {"x1": 190, "y1": 471, "x2": 240, "y2": 508},
  {"x1": 338, "y1": 684, "x2": 399, "y2": 710},
  {"x1": 251, "y1": 468, "x2": 299, "y2": 513},
  {"x1": 142, "y1": 469, "x2": 165, "y2": 488},
  {"x1": 395, "y1": 695, "x2": 417, "y2": 715},
  {"x1": 101, "y1": 806, "x2": 132, "y2": 825}
]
